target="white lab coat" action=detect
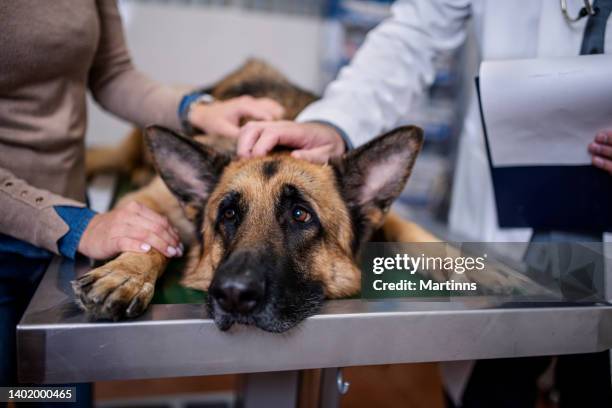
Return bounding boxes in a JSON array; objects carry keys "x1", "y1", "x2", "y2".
[{"x1": 298, "y1": 0, "x2": 612, "y2": 242}]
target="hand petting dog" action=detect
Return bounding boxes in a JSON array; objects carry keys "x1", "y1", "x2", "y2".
[
  {"x1": 237, "y1": 121, "x2": 346, "y2": 164},
  {"x1": 189, "y1": 95, "x2": 285, "y2": 138},
  {"x1": 589, "y1": 130, "x2": 612, "y2": 175}
]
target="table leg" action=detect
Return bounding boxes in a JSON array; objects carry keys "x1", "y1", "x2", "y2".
[
  {"x1": 240, "y1": 370, "x2": 300, "y2": 408},
  {"x1": 318, "y1": 368, "x2": 349, "y2": 408}
]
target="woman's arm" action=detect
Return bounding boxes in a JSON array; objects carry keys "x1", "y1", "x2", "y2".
[
  {"x1": 0, "y1": 167, "x2": 182, "y2": 260},
  {"x1": 88, "y1": 0, "x2": 183, "y2": 130}
]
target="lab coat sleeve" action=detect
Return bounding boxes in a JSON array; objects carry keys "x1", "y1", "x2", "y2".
[{"x1": 297, "y1": 0, "x2": 471, "y2": 147}]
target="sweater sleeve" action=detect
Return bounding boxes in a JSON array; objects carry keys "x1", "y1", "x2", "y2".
[
  {"x1": 0, "y1": 167, "x2": 87, "y2": 255},
  {"x1": 55, "y1": 206, "x2": 97, "y2": 259},
  {"x1": 88, "y1": 0, "x2": 184, "y2": 130}
]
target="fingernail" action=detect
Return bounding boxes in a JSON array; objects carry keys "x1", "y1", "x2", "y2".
[
  {"x1": 179, "y1": 243, "x2": 184, "y2": 252},
  {"x1": 177, "y1": 247, "x2": 183, "y2": 257},
  {"x1": 140, "y1": 243, "x2": 151, "y2": 252},
  {"x1": 167, "y1": 246, "x2": 177, "y2": 256},
  {"x1": 589, "y1": 143, "x2": 600, "y2": 153},
  {"x1": 593, "y1": 157, "x2": 604, "y2": 167},
  {"x1": 596, "y1": 133, "x2": 607, "y2": 143}
]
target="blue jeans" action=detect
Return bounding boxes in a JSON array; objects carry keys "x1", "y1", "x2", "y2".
[{"x1": 0, "y1": 254, "x2": 92, "y2": 407}]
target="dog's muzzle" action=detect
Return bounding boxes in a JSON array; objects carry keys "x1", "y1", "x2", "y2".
[{"x1": 208, "y1": 250, "x2": 269, "y2": 329}]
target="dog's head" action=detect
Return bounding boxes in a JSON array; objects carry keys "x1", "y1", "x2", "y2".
[{"x1": 145, "y1": 125, "x2": 422, "y2": 332}]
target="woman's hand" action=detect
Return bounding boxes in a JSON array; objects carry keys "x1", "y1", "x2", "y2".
[
  {"x1": 78, "y1": 201, "x2": 182, "y2": 260},
  {"x1": 237, "y1": 121, "x2": 346, "y2": 164},
  {"x1": 589, "y1": 130, "x2": 612, "y2": 175},
  {"x1": 189, "y1": 96, "x2": 285, "y2": 138}
]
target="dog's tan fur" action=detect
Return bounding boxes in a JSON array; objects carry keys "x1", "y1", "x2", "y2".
[
  {"x1": 86, "y1": 128, "x2": 155, "y2": 187},
  {"x1": 74, "y1": 60, "x2": 438, "y2": 321}
]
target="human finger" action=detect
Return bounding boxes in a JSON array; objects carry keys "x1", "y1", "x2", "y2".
[
  {"x1": 128, "y1": 216, "x2": 179, "y2": 249},
  {"x1": 120, "y1": 224, "x2": 179, "y2": 257},
  {"x1": 290, "y1": 144, "x2": 335, "y2": 164},
  {"x1": 133, "y1": 205, "x2": 180, "y2": 241},
  {"x1": 589, "y1": 142, "x2": 612, "y2": 159},
  {"x1": 237, "y1": 122, "x2": 266, "y2": 157},
  {"x1": 250, "y1": 125, "x2": 308, "y2": 157},
  {"x1": 592, "y1": 155, "x2": 612, "y2": 175}
]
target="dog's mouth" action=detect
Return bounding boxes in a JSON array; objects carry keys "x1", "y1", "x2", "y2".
[
  {"x1": 207, "y1": 307, "x2": 300, "y2": 333},
  {"x1": 205, "y1": 284, "x2": 325, "y2": 333},
  {"x1": 204, "y1": 251, "x2": 326, "y2": 333}
]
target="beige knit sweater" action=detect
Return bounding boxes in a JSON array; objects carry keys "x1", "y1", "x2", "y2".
[{"x1": 0, "y1": 0, "x2": 184, "y2": 254}]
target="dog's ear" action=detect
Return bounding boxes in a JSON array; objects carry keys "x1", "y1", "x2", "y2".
[
  {"x1": 333, "y1": 126, "x2": 423, "y2": 226},
  {"x1": 145, "y1": 125, "x2": 230, "y2": 211}
]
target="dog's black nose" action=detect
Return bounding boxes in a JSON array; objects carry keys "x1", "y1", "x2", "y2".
[{"x1": 211, "y1": 275, "x2": 265, "y2": 314}]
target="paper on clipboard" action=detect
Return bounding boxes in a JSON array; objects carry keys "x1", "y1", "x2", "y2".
[{"x1": 480, "y1": 54, "x2": 612, "y2": 167}]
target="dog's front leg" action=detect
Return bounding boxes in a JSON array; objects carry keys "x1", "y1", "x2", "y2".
[
  {"x1": 72, "y1": 248, "x2": 168, "y2": 320},
  {"x1": 72, "y1": 180, "x2": 182, "y2": 320},
  {"x1": 381, "y1": 212, "x2": 441, "y2": 243},
  {"x1": 381, "y1": 212, "x2": 451, "y2": 283}
]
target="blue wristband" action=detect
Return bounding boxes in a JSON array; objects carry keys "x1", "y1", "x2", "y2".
[
  {"x1": 178, "y1": 90, "x2": 215, "y2": 135},
  {"x1": 178, "y1": 93, "x2": 203, "y2": 119}
]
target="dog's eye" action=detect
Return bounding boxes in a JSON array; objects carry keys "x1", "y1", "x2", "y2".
[
  {"x1": 291, "y1": 206, "x2": 311, "y2": 223},
  {"x1": 224, "y1": 208, "x2": 237, "y2": 221}
]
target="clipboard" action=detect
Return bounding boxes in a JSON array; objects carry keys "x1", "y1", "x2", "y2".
[{"x1": 476, "y1": 77, "x2": 612, "y2": 232}]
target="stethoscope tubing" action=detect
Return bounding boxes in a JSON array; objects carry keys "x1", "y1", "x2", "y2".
[{"x1": 560, "y1": 0, "x2": 598, "y2": 22}]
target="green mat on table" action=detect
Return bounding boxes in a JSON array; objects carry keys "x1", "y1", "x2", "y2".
[{"x1": 110, "y1": 177, "x2": 207, "y2": 305}]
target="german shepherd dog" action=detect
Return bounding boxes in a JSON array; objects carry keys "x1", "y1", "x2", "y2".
[{"x1": 73, "y1": 60, "x2": 439, "y2": 333}]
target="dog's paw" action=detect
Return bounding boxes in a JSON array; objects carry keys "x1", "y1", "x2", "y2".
[{"x1": 72, "y1": 261, "x2": 155, "y2": 320}]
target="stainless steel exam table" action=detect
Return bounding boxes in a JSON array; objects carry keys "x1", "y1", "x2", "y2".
[{"x1": 16, "y1": 248, "x2": 612, "y2": 407}]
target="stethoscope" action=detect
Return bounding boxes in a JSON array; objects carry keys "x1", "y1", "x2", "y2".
[{"x1": 560, "y1": 0, "x2": 599, "y2": 22}]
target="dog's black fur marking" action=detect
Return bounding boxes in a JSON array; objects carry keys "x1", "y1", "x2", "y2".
[
  {"x1": 194, "y1": 208, "x2": 205, "y2": 244},
  {"x1": 206, "y1": 240, "x2": 325, "y2": 333},
  {"x1": 262, "y1": 160, "x2": 280, "y2": 179},
  {"x1": 215, "y1": 191, "x2": 245, "y2": 247}
]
